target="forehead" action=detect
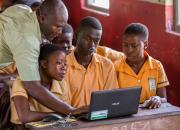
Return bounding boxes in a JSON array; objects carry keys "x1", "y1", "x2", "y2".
[
  {"x1": 60, "y1": 33, "x2": 73, "y2": 39},
  {"x1": 78, "y1": 27, "x2": 102, "y2": 38},
  {"x1": 48, "y1": 51, "x2": 66, "y2": 60},
  {"x1": 49, "y1": 9, "x2": 68, "y2": 26},
  {"x1": 123, "y1": 34, "x2": 141, "y2": 43}
]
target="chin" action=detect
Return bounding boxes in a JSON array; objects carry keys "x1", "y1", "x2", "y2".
[
  {"x1": 55, "y1": 78, "x2": 63, "y2": 81},
  {"x1": 127, "y1": 57, "x2": 137, "y2": 62}
]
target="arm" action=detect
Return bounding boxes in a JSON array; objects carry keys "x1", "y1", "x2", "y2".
[
  {"x1": 145, "y1": 62, "x2": 169, "y2": 109},
  {"x1": 144, "y1": 87, "x2": 167, "y2": 109},
  {"x1": 23, "y1": 81, "x2": 75, "y2": 115},
  {"x1": 13, "y1": 96, "x2": 50, "y2": 124},
  {"x1": 157, "y1": 87, "x2": 167, "y2": 103},
  {"x1": 23, "y1": 81, "x2": 88, "y2": 115}
]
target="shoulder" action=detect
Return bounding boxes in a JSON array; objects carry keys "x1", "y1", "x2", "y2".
[
  {"x1": 95, "y1": 53, "x2": 113, "y2": 66},
  {"x1": 149, "y1": 56, "x2": 164, "y2": 69},
  {"x1": 94, "y1": 54, "x2": 116, "y2": 73}
]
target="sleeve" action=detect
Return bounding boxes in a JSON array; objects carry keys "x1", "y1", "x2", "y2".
[
  {"x1": 5, "y1": 30, "x2": 41, "y2": 81},
  {"x1": 103, "y1": 61, "x2": 119, "y2": 90},
  {"x1": 97, "y1": 46, "x2": 124, "y2": 63},
  {"x1": 11, "y1": 77, "x2": 28, "y2": 99},
  {"x1": 114, "y1": 60, "x2": 120, "y2": 72},
  {"x1": 157, "y1": 62, "x2": 170, "y2": 88}
]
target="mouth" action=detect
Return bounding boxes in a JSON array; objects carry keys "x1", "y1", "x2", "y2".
[
  {"x1": 88, "y1": 48, "x2": 96, "y2": 53},
  {"x1": 58, "y1": 72, "x2": 66, "y2": 79}
]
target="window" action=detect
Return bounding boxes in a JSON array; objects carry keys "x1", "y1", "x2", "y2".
[
  {"x1": 175, "y1": 0, "x2": 180, "y2": 32},
  {"x1": 83, "y1": 0, "x2": 110, "y2": 16}
]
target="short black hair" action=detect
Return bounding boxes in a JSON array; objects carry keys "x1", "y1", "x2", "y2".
[
  {"x1": 124, "y1": 23, "x2": 149, "y2": 42},
  {"x1": 62, "y1": 24, "x2": 73, "y2": 34},
  {"x1": 39, "y1": 44, "x2": 66, "y2": 62},
  {"x1": 37, "y1": 0, "x2": 67, "y2": 17},
  {"x1": 77, "y1": 16, "x2": 102, "y2": 33}
]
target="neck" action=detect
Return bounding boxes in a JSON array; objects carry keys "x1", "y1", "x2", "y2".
[
  {"x1": 127, "y1": 56, "x2": 146, "y2": 66},
  {"x1": 126, "y1": 56, "x2": 147, "y2": 74},
  {"x1": 39, "y1": 68, "x2": 52, "y2": 89},
  {"x1": 74, "y1": 49, "x2": 93, "y2": 68}
]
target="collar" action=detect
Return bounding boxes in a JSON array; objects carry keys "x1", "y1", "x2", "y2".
[
  {"x1": 67, "y1": 49, "x2": 100, "y2": 70},
  {"x1": 118, "y1": 51, "x2": 155, "y2": 72},
  {"x1": 16, "y1": 4, "x2": 33, "y2": 13},
  {"x1": 51, "y1": 80, "x2": 63, "y2": 95},
  {"x1": 144, "y1": 51, "x2": 154, "y2": 69}
]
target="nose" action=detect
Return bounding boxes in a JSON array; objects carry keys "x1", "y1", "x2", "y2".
[
  {"x1": 57, "y1": 27, "x2": 63, "y2": 35},
  {"x1": 127, "y1": 45, "x2": 133, "y2": 54},
  {"x1": 89, "y1": 39, "x2": 95, "y2": 48},
  {"x1": 61, "y1": 61, "x2": 67, "y2": 71}
]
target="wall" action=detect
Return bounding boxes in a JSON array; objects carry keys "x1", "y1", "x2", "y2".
[{"x1": 63, "y1": 0, "x2": 180, "y2": 106}]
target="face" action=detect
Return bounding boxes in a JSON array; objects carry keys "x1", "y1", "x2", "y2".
[
  {"x1": 76, "y1": 27, "x2": 102, "y2": 56},
  {"x1": 122, "y1": 34, "x2": 147, "y2": 62},
  {"x1": 41, "y1": 51, "x2": 67, "y2": 81},
  {"x1": 39, "y1": 7, "x2": 68, "y2": 41},
  {"x1": 53, "y1": 33, "x2": 73, "y2": 54}
]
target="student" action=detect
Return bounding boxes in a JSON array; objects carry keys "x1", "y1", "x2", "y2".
[
  {"x1": 10, "y1": 44, "x2": 88, "y2": 129},
  {"x1": 0, "y1": 0, "x2": 78, "y2": 115},
  {"x1": 115, "y1": 23, "x2": 169, "y2": 109},
  {"x1": 52, "y1": 23, "x2": 74, "y2": 54},
  {"x1": 52, "y1": 24, "x2": 123, "y2": 63},
  {"x1": 65, "y1": 16, "x2": 118, "y2": 108}
]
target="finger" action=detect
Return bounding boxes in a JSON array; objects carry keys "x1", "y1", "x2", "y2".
[
  {"x1": 149, "y1": 100, "x2": 159, "y2": 109},
  {"x1": 156, "y1": 102, "x2": 161, "y2": 108},
  {"x1": 145, "y1": 100, "x2": 152, "y2": 108},
  {"x1": 148, "y1": 98, "x2": 158, "y2": 109}
]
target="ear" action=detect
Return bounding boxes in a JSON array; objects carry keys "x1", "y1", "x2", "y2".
[
  {"x1": 36, "y1": 10, "x2": 45, "y2": 24},
  {"x1": 73, "y1": 32, "x2": 78, "y2": 46},
  {"x1": 40, "y1": 60, "x2": 48, "y2": 69},
  {"x1": 144, "y1": 40, "x2": 148, "y2": 49}
]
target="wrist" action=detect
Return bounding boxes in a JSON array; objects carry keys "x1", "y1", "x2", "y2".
[{"x1": 160, "y1": 97, "x2": 167, "y2": 103}]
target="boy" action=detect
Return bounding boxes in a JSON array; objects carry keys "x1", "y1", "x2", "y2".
[
  {"x1": 52, "y1": 23, "x2": 74, "y2": 54},
  {"x1": 115, "y1": 23, "x2": 169, "y2": 109},
  {"x1": 65, "y1": 16, "x2": 118, "y2": 108}
]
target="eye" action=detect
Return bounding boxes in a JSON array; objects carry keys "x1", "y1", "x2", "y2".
[
  {"x1": 122, "y1": 44, "x2": 128, "y2": 48},
  {"x1": 93, "y1": 39, "x2": 100, "y2": 43},
  {"x1": 132, "y1": 44, "x2": 139, "y2": 48},
  {"x1": 56, "y1": 61, "x2": 62, "y2": 65},
  {"x1": 84, "y1": 36, "x2": 91, "y2": 42}
]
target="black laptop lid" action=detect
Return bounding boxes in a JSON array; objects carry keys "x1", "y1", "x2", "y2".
[{"x1": 89, "y1": 87, "x2": 142, "y2": 120}]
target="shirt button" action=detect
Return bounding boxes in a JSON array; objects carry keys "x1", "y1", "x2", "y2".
[{"x1": 138, "y1": 80, "x2": 141, "y2": 83}]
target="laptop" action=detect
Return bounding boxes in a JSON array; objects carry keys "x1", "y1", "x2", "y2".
[{"x1": 78, "y1": 86, "x2": 142, "y2": 120}]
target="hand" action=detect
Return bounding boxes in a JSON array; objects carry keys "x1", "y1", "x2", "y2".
[
  {"x1": 143, "y1": 96, "x2": 161, "y2": 109},
  {"x1": 71, "y1": 106, "x2": 89, "y2": 116}
]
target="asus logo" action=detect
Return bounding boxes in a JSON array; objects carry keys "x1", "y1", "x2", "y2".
[{"x1": 112, "y1": 102, "x2": 120, "y2": 106}]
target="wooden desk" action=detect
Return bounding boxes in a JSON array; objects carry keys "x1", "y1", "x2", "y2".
[{"x1": 27, "y1": 103, "x2": 180, "y2": 130}]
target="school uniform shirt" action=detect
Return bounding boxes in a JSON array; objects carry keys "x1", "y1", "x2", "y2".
[
  {"x1": 10, "y1": 77, "x2": 69, "y2": 124},
  {"x1": 96, "y1": 46, "x2": 124, "y2": 64},
  {"x1": 65, "y1": 50, "x2": 119, "y2": 108},
  {"x1": 115, "y1": 51, "x2": 169, "y2": 103},
  {"x1": 0, "y1": 4, "x2": 41, "y2": 81}
]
